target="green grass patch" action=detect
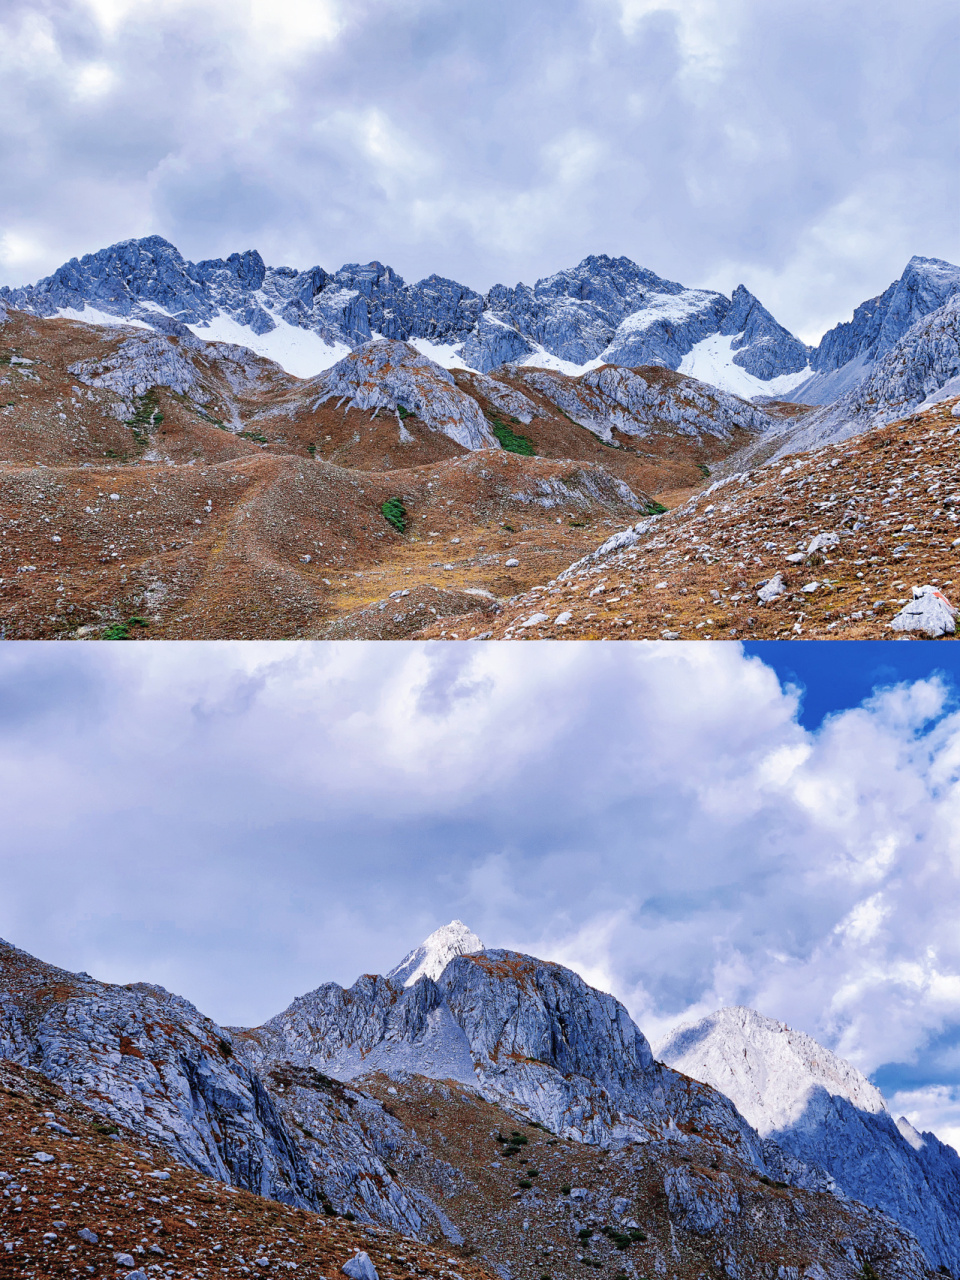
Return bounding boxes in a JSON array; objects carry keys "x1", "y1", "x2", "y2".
[
  {"x1": 381, "y1": 496, "x2": 407, "y2": 534},
  {"x1": 397, "y1": 404, "x2": 416, "y2": 420},
  {"x1": 698, "y1": 464, "x2": 711, "y2": 477},
  {"x1": 644, "y1": 500, "x2": 668, "y2": 515},
  {"x1": 102, "y1": 616, "x2": 149, "y2": 640},
  {"x1": 239, "y1": 429, "x2": 268, "y2": 444},
  {"x1": 488, "y1": 414, "x2": 535, "y2": 455},
  {"x1": 125, "y1": 388, "x2": 163, "y2": 443}
]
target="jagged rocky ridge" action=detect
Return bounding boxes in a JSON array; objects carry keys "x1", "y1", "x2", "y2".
[
  {"x1": 0, "y1": 238, "x2": 811, "y2": 385},
  {"x1": 726, "y1": 293, "x2": 960, "y2": 467},
  {"x1": 658, "y1": 1006, "x2": 960, "y2": 1273},
  {"x1": 0, "y1": 928, "x2": 949, "y2": 1277},
  {"x1": 790, "y1": 256, "x2": 960, "y2": 405}
]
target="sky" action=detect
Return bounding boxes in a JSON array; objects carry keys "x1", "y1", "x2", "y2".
[
  {"x1": 1, "y1": 640, "x2": 959, "y2": 1150},
  {"x1": 1, "y1": 0, "x2": 958, "y2": 343}
]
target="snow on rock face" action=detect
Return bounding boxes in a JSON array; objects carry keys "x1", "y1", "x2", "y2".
[
  {"x1": 656, "y1": 1006, "x2": 960, "y2": 1272},
  {"x1": 656, "y1": 1007, "x2": 887, "y2": 1132},
  {"x1": 386, "y1": 920, "x2": 485, "y2": 987},
  {"x1": 309, "y1": 341, "x2": 497, "y2": 451}
]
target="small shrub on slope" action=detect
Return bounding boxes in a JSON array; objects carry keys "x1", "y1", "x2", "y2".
[{"x1": 382, "y1": 497, "x2": 407, "y2": 533}]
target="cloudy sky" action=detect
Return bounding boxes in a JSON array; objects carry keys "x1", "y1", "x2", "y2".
[
  {"x1": 2, "y1": 641, "x2": 960, "y2": 1147},
  {"x1": 1, "y1": 0, "x2": 957, "y2": 342}
]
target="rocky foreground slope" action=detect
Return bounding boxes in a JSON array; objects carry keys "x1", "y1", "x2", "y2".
[
  {"x1": 449, "y1": 394, "x2": 959, "y2": 641},
  {"x1": 0, "y1": 1057, "x2": 494, "y2": 1280},
  {"x1": 1, "y1": 926, "x2": 953, "y2": 1280}
]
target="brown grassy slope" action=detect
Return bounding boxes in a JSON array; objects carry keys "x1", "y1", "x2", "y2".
[
  {"x1": 0, "y1": 310, "x2": 801, "y2": 639},
  {"x1": 422, "y1": 397, "x2": 960, "y2": 641},
  {"x1": 0, "y1": 1059, "x2": 496, "y2": 1280},
  {"x1": 0, "y1": 450, "x2": 646, "y2": 639}
]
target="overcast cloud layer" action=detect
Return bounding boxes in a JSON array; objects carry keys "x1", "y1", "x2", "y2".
[
  {"x1": 1, "y1": 0, "x2": 957, "y2": 342},
  {"x1": 0, "y1": 642, "x2": 959, "y2": 1146}
]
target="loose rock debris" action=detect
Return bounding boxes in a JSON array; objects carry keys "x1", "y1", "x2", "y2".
[
  {"x1": 446, "y1": 397, "x2": 960, "y2": 641},
  {"x1": 0, "y1": 1060, "x2": 496, "y2": 1280}
]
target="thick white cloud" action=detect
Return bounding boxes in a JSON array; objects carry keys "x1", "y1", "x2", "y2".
[
  {"x1": 0, "y1": 0, "x2": 956, "y2": 339},
  {"x1": 0, "y1": 642, "x2": 958, "y2": 1142}
]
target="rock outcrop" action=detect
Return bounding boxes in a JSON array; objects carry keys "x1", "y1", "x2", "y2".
[
  {"x1": 657, "y1": 1005, "x2": 960, "y2": 1272},
  {"x1": 308, "y1": 342, "x2": 498, "y2": 450},
  {"x1": 241, "y1": 948, "x2": 809, "y2": 1182},
  {"x1": 741, "y1": 293, "x2": 960, "y2": 462},
  {"x1": 0, "y1": 936, "x2": 316, "y2": 1206},
  {"x1": 512, "y1": 363, "x2": 776, "y2": 443}
]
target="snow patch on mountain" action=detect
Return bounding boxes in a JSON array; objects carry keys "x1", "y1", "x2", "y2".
[
  {"x1": 387, "y1": 920, "x2": 485, "y2": 987},
  {"x1": 407, "y1": 337, "x2": 472, "y2": 371},
  {"x1": 679, "y1": 334, "x2": 811, "y2": 399},
  {"x1": 186, "y1": 312, "x2": 351, "y2": 378},
  {"x1": 56, "y1": 305, "x2": 154, "y2": 330},
  {"x1": 516, "y1": 348, "x2": 606, "y2": 377}
]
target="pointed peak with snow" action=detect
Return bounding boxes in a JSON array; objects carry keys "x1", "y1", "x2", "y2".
[{"x1": 386, "y1": 920, "x2": 485, "y2": 987}]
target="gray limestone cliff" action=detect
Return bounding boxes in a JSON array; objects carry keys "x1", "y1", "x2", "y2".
[{"x1": 789, "y1": 256, "x2": 960, "y2": 405}]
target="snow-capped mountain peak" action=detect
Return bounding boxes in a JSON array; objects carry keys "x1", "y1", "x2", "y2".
[{"x1": 386, "y1": 919, "x2": 485, "y2": 986}]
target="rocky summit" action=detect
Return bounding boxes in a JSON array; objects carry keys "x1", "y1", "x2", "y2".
[{"x1": 1, "y1": 925, "x2": 955, "y2": 1280}]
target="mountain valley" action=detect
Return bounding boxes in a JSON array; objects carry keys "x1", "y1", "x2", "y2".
[{"x1": 0, "y1": 245, "x2": 958, "y2": 639}]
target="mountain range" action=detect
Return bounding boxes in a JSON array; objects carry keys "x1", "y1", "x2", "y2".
[
  {"x1": 3, "y1": 239, "x2": 958, "y2": 408},
  {"x1": 1, "y1": 921, "x2": 957, "y2": 1279}
]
